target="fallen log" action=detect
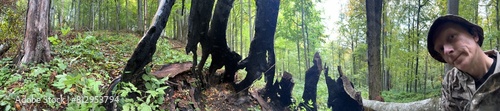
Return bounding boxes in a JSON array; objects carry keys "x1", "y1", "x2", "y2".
[
  {"x1": 151, "y1": 62, "x2": 192, "y2": 78},
  {"x1": 362, "y1": 98, "x2": 440, "y2": 111}
]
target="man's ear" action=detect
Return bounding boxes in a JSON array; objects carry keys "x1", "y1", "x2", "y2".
[
  {"x1": 474, "y1": 35, "x2": 479, "y2": 42},
  {"x1": 472, "y1": 29, "x2": 479, "y2": 42}
]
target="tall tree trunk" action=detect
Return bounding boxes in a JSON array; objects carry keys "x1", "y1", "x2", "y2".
[
  {"x1": 76, "y1": 0, "x2": 81, "y2": 30},
  {"x1": 497, "y1": 0, "x2": 499, "y2": 50},
  {"x1": 91, "y1": 0, "x2": 95, "y2": 31},
  {"x1": 71, "y1": 0, "x2": 74, "y2": 28},
  {"x1": 248, "y1": 0, "x2": 252, "y2": 41},
  {"x1": 366, "y1": 0, "x2": 383, "y2": 101},
  {"x1": 16, "y1": 0, "x2": 53, "y2": 68},
  {"x1": 98, "y1": 0, "x2": 101, "y2": 30},
  {"x1": 297, "y1": 39, "x2": 301, "y2": 79},
  {"x1": 144, "y1": 0, "x2": 148, "y2": 34},
  {"x1": 126, "y1": 0, "x2": 129, "y2": 30},
  {"x1": 424, "y1": 56, "x2": 428, "y2": 94},
  {"x1": 138, "y1": 0, "x2": 144, "y2": 33},
  {"x1": 239, "y1": 0, "x2": 243, "y2": 56},
  {"x1": 115, "y1": 0, "x2": 121, "y2": 31},
  {"x1": 445, "y1": 0, "x2": 459, "y2": 73},
  {"x1": 300, "y1": 0, "x2": 309, "y2": 68}
]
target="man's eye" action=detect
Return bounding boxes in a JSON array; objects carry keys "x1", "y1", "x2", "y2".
[{"x1": 450, "y1": 35, "x2": 455, "y2": 39}]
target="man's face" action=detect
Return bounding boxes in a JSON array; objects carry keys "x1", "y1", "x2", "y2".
[{"x1": 433, "y1": 22, "x2": 481, "y2": 69}]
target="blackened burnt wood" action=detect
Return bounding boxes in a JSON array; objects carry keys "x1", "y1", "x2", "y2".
[
  {"x1": 330, "y1": 66, "x2": 364, "y2": 111},
  {"x1": 324, "y1": 65, "x2": 338, "y2": 109},
  {"x1": 299, "y1": 52, "x2": 322, "y2": 111},
  {"x1": 234, "y1": 0, "x2": 280, "y2": 92},
  {"x1": 121, "y1": 0, "x2": 175, "y2": 84},
  {"x1": 185, "y1": 0, "x2": 215, "y2": 86},
  {"x1": 278, "y1": 71, "x2": 294, "y2": 107},
  {"x1": 185, "y1": 0, "x2": 214, "y2": 70},
  {"x1": 200, "y1": 0, "x2": 242, "y2": 84}
]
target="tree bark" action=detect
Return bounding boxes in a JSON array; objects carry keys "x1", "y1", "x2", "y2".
[
  {"x1": 115, "y1": 0, "x2": 121, "y2": 31},
  {"x1": 16, "y1": 0, "x2": 53, "y2": 68},
  {"x1": 366, "y1": 0, "x2": 383, "y2": 101},
  {"x1": 235, "y1": 0, "x2": 280, "y2": 92}
]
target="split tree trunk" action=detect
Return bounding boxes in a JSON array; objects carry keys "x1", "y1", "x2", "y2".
[
  {"x1": 203, "y1": 0, "x2": 242, "y2": 84},
  {"x1": 185, "y1": 0, "x2": 215, "y2": 87},
  {"x1": 234, "y1": 0, "x2": 280, "y2": 92},
  {"x1": 16, "y1": 0, "x2": 53, "y2": 68}
]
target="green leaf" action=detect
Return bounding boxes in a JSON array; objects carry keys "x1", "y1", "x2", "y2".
[{"x1": 140, "y1": 103, "x2": 152, "y2": 111}]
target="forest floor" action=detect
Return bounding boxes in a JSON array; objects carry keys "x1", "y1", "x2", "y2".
[
  {"x1": 0, "y1": 31, "x2": 442, "y2": 110},
  {"x1": 0, "y1": 31, "x2": 262, "y2": 110}
]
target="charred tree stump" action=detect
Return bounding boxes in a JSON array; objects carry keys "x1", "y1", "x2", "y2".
[
  {"x1": 234, "y1": 0, "x2": 280, "y2": 93},
  {"x1": 278, "y1": 71, "x2": 294, "y2": 107},
  {"x1": 103, "y1": 0, "x2": 175, "y2": 110},
  {"x1": 202, "y1": 0, "x2": 242, "y2": 84},
  {"x1": 326, "y1": 66, "x2": 364, "y2": 111},
  {"x1": 299, "y1": 52, "x2": 322, "y2": 111},
  {"x1": 253, "y1": 72, "x2": 295, "y2": 111},
  {"x1": 185, "y1": 0, "x2": 215, "y2": 87},
  {"x1": 324, "y1": 66, "x2": 337, "y2": 109}
]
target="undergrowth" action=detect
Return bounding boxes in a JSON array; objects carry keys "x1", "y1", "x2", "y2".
[{"x1": 0, "y1": 31, "x2": 190, "y2": 110}]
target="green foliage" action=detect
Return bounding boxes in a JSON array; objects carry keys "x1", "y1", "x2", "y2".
[
  {"x1": 60, "y1": 27, "x2": 71, "y2": 36},
  {"x1": 381, "y1": 88, "x2": 440, "y2": 103},
  {"x1": 153, "y1": 38, "x2": 191, "y2": 64},
  {"x1": 48, "y1": 35, "x2": 61, "y2": 45},
  {"x1": 117, "y1": 74, "x2": 169, "y2": 111}
]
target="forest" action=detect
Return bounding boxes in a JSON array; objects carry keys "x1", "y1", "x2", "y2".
[{"x1": 0, "y1": 0, "x2": 498, "y2": 110}]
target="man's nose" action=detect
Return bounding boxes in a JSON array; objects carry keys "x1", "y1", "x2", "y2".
[{"x1": 443, "y1": 44, "x2": 454, "y2": 55}]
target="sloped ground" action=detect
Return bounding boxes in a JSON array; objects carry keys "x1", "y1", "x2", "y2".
[
  {"x1": 0, "y1": 31, "x2": 261, "y2": 110},
  {"x1": 153, "y1": 64, "x2": 260, "y2": 110}
]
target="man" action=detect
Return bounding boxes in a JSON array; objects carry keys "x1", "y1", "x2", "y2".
[{"x1": 427, "y1": 15, "x2": 500, "y2": 111}]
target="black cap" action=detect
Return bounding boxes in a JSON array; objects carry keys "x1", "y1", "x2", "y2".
[{"x1": 427, "y1": 15, "x2": 484, "y2": 63}]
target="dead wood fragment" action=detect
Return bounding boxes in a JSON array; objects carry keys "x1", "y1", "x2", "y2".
[{"x1": 151, "y1": 62, "x2": 192, "y2": 78}]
